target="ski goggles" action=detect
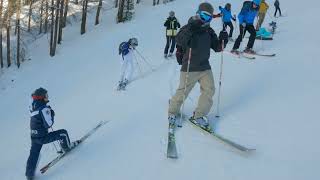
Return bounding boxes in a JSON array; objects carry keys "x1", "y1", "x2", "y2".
[{"x1": 198, "y1": 11, "x2": 213, "y2": 23}]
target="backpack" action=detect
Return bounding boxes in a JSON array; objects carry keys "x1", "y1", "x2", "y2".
[
  {"x1": 175, "y1": 24, "x2": 192, "y2": 65},
  {"x1": 119, "y1": 42, "x2": 130, "y2": 56}
]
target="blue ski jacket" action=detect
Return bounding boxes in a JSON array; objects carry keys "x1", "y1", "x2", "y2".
[
  {"x1": 238, "y1": 1, "x2": 259, "y2": 25},
  {"x1": 219, "y1": 7, "x2": 235, "y2": 23}
]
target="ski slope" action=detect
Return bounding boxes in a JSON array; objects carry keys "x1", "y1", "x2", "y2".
[{"x1": 0, "y1": 0, "x2": 319, "y2": 179}]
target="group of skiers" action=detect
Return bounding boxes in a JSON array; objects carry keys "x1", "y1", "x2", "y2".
[
  {"x1": 25, "y1": 1, "x2": 284, "y2": 179},
  {"x1": 166, "y1": 0, "x2": 283, "y2": 130}
]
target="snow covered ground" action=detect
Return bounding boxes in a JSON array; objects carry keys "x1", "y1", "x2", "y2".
[{"x1": 0, "y1": 0, "x2": 319, "y2": 179}]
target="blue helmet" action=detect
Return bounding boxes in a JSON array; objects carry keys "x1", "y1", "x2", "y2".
[{"x1": 253, "y1": 0, "x2": 261, "y2": 5}]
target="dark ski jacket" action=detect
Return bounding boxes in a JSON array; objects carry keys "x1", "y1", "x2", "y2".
[
  {"x1": 29, "y1": 100, "x2": 55, "y2": 138},
  {"x1": 274, "y1": 0, "x2": 280, "y2": 7},
  {"x1": 176, "y1": 16, "x2": 224, "y2": 72},
  {"x1": 164, "y1": 17, "x2": 181, "y2": 36}
]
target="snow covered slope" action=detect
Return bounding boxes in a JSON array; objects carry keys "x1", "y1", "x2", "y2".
[{"x1": 0, "y1": 0, "x2": 319, "y2": 179}]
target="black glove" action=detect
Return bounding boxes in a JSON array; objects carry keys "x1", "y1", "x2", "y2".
[
  {"x1": 219, "y1": 30, "x2": 229, "y2": 47},
  {"x1": 219, "y1": 6, "x2": 222, "y2": 9}
]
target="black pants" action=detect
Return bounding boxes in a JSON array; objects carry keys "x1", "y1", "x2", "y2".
[
  {"x1": 164, "y1": 36, "x2": 176, "y2": 55},
  {"x1": 25, "y1": 129, "x2": 71, "y2": 177},
  {"x1": 232, "y1": 24, "x2": 256, "y2": 50},
  {"x1": 274, "y1": 6, "x2": 282, "y2": 16},
  {"x1": 223, "y1": 22, "x2": 234, "y2": 38}
]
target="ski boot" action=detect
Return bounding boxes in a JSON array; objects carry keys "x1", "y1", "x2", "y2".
[
  {"x1": 26, "y1": 176, "x2": 34, "y2": 180},
  {"x1": 168, "y1": 53, "x2": 173, "y2": 57},
  {"x1": 164, "y1": 54, "x2": 168, "y2": 58},
  {"x1": 117, "y1": 81, "x2": 123, "y2": 91},
  {"x1": 190, "y1": 116, "x2": 212, "y2": 132},
  {"x1": 231, "y1": 49, "x2": 240, "y2": 55},
  {"x1": 243, "y1": 48, "x2": 256, "y2": 54}
]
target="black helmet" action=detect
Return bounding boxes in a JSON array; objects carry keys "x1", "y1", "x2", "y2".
[
  {"x1": 225, "y1": 3, "x2": 231, "y2": 10},
  {"x1": 198, "y1": 2, "x2": 214, "y2": 14},
  {"x1": 32, "y1": 87, "x2": 48, "y2": 100},
  {"x1": 128, "y1": 37, "x2": 138, "y2": 47}
]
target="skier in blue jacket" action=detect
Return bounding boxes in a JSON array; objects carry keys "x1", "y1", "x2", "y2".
[
  {"x1": 219, "y1": 3, "x2": 236, "y2": 40},
  {"x1": 25, "y1": 88, "x2": 79, "y2": 180},
  {"x1": 231, "y1": 0, "x2": 261, "y2": 54}
]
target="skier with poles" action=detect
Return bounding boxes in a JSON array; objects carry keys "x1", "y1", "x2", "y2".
[
  {"x1": 26, "y1": 87, "x2": 80, "y2": 180},
  {"x1": 231, "y1": 0, "x2": 261, "y2": 55},
  {"x1": 164, "y1": 11, "x2": 180, "y2": 58},
  {"x1": 168, "y1": 2, "x2": 228, "y2": 131},
  {"x1": 118, "y1": 38, "x2": 139, "y2": 90},
  {"x1": 219, "y1": 3, "x2": 236, "y2": 41}
]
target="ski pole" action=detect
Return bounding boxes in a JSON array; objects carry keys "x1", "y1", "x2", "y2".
[
  {"x1": 134, "y1": 49, "x2": 156, "y2": 71},
  {"x1": 133, "y1": 53, "x2": 143, "y2": 77},
  {"x1": 215, "y1": 40, "x2": 224, "y2": 118},
  {"x1": 179, "y1": 48, "x2": 192, "y2": 127}
]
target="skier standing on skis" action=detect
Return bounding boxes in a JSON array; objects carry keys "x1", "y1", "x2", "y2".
[
  {"x1": 274, "y1": 0, "x2": 282, "y2": 17},
  {"x1": 256, "y1": 0, "x2": 269, "y2": 30},
  {"x1": 219, "y1": 3, "x2": 236, "y2": 41},
  {"x1": 118, "y1": 38, "x2": 138, "y2": 90},
  {"x1": 26, "y1": 88, "x2": 79, "y2": 180},
  {"x1": 168, "y1": 2, "x2": 228, "y2": 130},
  {"x1": 164, "y1": 11, "x2": 180, "y2": 58},
  {"x1": 231, "y1": 0, "x2": 261, "y2": 54}
]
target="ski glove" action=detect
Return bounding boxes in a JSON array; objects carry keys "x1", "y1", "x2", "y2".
[{"x1": 219, "y1": 30, "x2": 229, "y2": 48}]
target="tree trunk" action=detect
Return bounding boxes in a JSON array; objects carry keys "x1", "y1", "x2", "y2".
[
  {"x1": 58, "y1": 0, "x2": 64, "y2": 44},
  {"x1": 62, "y1": 0, "x2": 69, "y2": 28},
  {"x1": 49, "y1": 0, "x2": 54, "y2": 56},
  {"x1": 80, "y1": 0, "x2": 88, "y2": 35},
  {"x1": 17, "y1": 0, "x2": 22, "y2": 67},
  {"x1": 0, "y1": 0, "x2": 3, "y2": 68},
  {"x1": 95, "y1": 0, "x2": 103, "y2": 25},
  {"x1": 44, "y1": 0, "x2": 49, "y2": 33},
  {"x1": 153, "y1": 0, "x2": 156, "y2": 6},
  {"x1": 6, "y1": 2, "x2": 11, "y2": 67},
  {"x1": 117, "y1": 0, "x2": 125, "y2": 23},
  {"x1": 115, "y1": 0, "x2": 119, "y2": 8},
  {"x1": 39, "y1": 0, "x2": 44, "y2": 34},
  {"x1": 51, "y1": 0, "x2": 60, "y2": 56},
  {"x1": 28, "y1": 0, "x2": 34, "y2": 32}
]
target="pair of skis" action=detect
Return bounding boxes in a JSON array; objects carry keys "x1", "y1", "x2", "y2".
[
  {"x1": 226, "y1": 50, "x2": 276, "y2": 60},
  {"x1": 40, "y1": 120, "x2": 109, "y2": 174},
  {"x1": 167, "y1": 116, "x2": 255, "y2": 159}
]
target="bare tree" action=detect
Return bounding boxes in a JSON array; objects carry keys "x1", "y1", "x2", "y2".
[
  {"x1": 39, "y1": 0, "x2": 44, "y2": 34},
  {"x1": 95, "y1": 0, "x2": 103, "y2": 25},
  {"x1": 5, "y1": 1, "x2": 16, "y2": 67},
  {"x1": 62, "y1": 0, "x2": 69, "y2": 28},
  {"x1": 44, "y1": 0, "x2": 49, "y2": 33},
  {"x1": 58, "y1": 0, "x2": 64, "y2": 44},
  {"x1": 117, "y1": 0, "x2": 125, "y2": 23},
  {"x1": 80, "y1": 0, "x2": 88, "y2": 34},
  {"x1": 51, "y1": 0, "x2": 60, "y2": 56},
  {"x1": 27, "y1": 0, "x2": 34, "y2": 32},
  {"x1": 16, "y1": 0, "x2": 22, "y2": 68},
  {"x1": 0, "y1": 0, "x2": 3, "y2": 68},
  {"x1": 115, "y1": 0, "x2": 119, "y2": 8}
]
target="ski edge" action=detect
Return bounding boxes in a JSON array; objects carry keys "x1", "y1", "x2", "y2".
[
  {"x1": 39, "y1": 120, "x2": 109, "y2": 174},
  {"x1": 188, "y1": 120, "x2": 255, "y2": 152}
]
